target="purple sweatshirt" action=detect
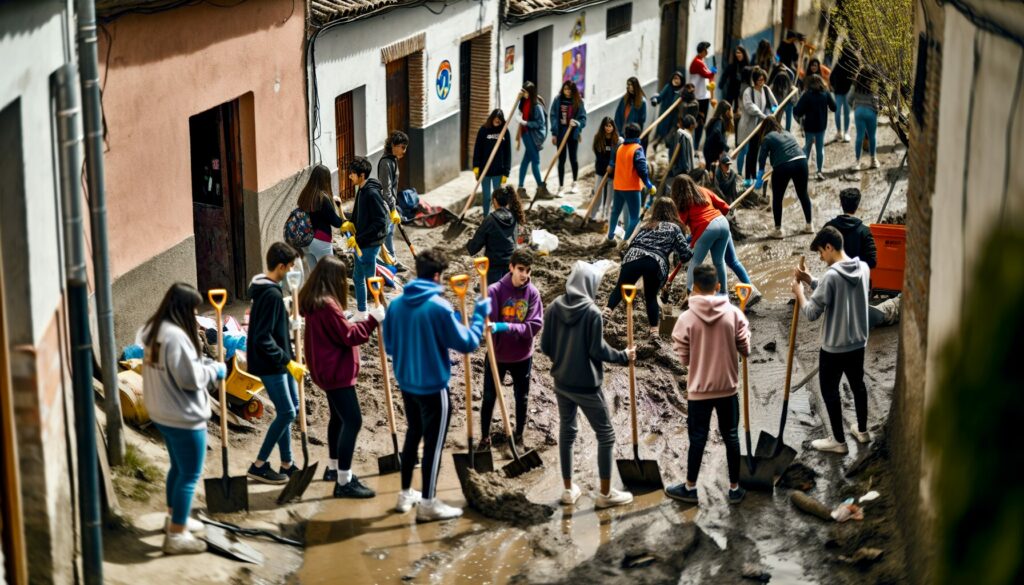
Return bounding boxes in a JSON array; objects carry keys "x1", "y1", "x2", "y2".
[{"x1": 488, "y1": 273, "x2": 543, "y2": 363}]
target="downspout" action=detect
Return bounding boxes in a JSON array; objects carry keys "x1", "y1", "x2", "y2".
[
  {"x1": 75, "y1": 0, "x2": 125, "y2": 466},
  {"x1": 54, "y1": 63, "x2": 104, "y2": 585}
]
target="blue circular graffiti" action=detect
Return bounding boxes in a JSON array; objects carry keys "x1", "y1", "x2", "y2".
[{"x1": 436, "y1": 60, "x2": 452, "y2": 100}]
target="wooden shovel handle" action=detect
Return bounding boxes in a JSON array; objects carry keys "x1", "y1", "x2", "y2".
[
  {"x1": 729, "y1": 169, "x2": 774, "y2": 210},
  {"x1": 582, "y1": 170, "x2": 611, "y2": 226},
  {"x1": 453, "y1": 286, "x2": 473, "y2": 443},
  {"x1": 541, "y1": 125, "x2": 574, "y2": 184},
  {"x1": 457, "y1": 93, "x2": 525, "y2": 220},
  {"x1": 367, "y1": 277, "x2": 397, "y2": 435},
  {"x1": 473, "y1": 256, "x2": 490, "y2": 278},
  {"x1": 641, "y1": 96, "x2": 682, "y2": 140},
  {"x1": 658, "y1": 140, "x2": 684, "y2": 194},
  {"x1": 208, "y1": 289, "x2": 229, "y2": 443},
  {"x1": 475, "y1": 262, "x2": 514, "y2": 444},
  {"x1": 782, "y1": 257, "x2": 806, "y2": 402},
  {"x1": 623, "y1": 285, "x2": 639, "y2": 447}
]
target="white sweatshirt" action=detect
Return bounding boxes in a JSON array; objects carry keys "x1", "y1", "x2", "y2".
[{"x1": 142, "y1": 322, "x2": 217, "y2": 430}]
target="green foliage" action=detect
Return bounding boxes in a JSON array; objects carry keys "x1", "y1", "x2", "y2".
[
  {"x1": 112, "y1": 442, "x2": 163, "y2": 502},
  {"x1": 928, "y1": 227, "x2": 1024, "y2": 584}
]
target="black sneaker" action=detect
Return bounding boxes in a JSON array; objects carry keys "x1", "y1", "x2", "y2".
[
  {"x1": 728, "y1": 487, "x2": 746, "y2": 505},
  {"x1": 394, "y1": 261, "x2": 408, "y2": 273},
  {"x1": 322, "y1": 468, "x2": 338, "y2": 483},
  {"x1": 333, "y1": 475, "x2": 375, "y2": 499},
  {"x1": 664, "y1": 483, "x2": 699, "y2": 504},
  {"x1": 279, "y1": 465, "x2": 297, "y2": 478},
  {"x1": 247, "y1": 463, "x2": 288, "y2": 485}
]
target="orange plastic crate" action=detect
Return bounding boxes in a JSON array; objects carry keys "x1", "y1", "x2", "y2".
[{"x1": 869, "y1": 224, "x2": 905, "y2": 292}]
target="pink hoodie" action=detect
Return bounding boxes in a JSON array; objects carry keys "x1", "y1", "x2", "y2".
[{"x1": 671, "y1": 294, "x2": 751, "y2": 400}]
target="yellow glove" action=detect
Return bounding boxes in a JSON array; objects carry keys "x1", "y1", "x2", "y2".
[
  {"x1": 346, "y1": 236, "x2": 357, "y2": 249},
  {"x1": 341, "y1": 221, "x2": 355, "y2": 234},
  {"x1": 389, "y1": 209, "x2": 402, "y2": 224},
  {"x1": 707, "y1": 81, "x2": 716, "y2": 92},
  {"x1": 286, "y1": 360, "x2": 306, "y2": 383},
  {"x1": 649, "y1": 185, "x2": 658, "y2": 196},
  {"x1": 473, "y1": 167, "x2": 480, "y2": 178},
  {"x1": 501, "y1": 176, "x2": 508, "y2": 185}
]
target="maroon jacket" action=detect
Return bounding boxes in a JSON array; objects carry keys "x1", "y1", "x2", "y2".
[{"x1": 302, "y1": 298, "x2": 377, "y2": 390}]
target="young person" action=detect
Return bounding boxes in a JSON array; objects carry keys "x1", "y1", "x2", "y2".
[
  {"x1": 607, "y1": 123, "x2": 655, "y2": 241},
  {"x1": 479, "y1": 248, "x2": 544, "y2": 449},
  {"x1": 549, "y1": 80, "x2": 588, "y2": 195},
  {"x1": 715, "y1": 154, "x2": 740, "y2": 203},
  {"x1": 247, "y1": 242, "x2": 303, "y2": 485},
  {"x1": 142, "y1": 283, "x2": 226, "y2": 554},
  {"x1": 382, "y1": 248, "x2": 489, "y2": 522},
  {"x1": 297, "y1": 164, "x2": 342, "y2": 269},
  {"x1": 591, "y1": 117, "x2": 621, "y2": 221},
  {"x1": 604, "y1": 197, "x2": 692, "y2": 334},
  {"x1": 349, "y1": 156, "x2": 388, "y2": 318},
  {"x1": 753, "y1": 40, "x2": 774, "y2": 74},
  {"x1": 803, "y1": 57, "x2": 831, "y2": 88},
  {"x1": 679, "y1": 83, "x2": 701, "y2": 134},
  {"x1": 378, "y1": 131, "x2": 409, "y2": 271},
  {"x1": 651, "y1": 70, "x2": 685, "y2": 148},
  {"x1": 665, "y1": 264, "x2": 750, "y2": 505},
  {"x1": 300, "y1": 256, "x2": 384, "y2": 498},
  {"x1": 703, "y1": 100, "x2": 734, "y2": 171},
  {"x1": 666, "y1": 114, "x2": 696, "y2": 179},
  {"x1": 614, "y1": 77, "x2": 647, "y2": 133},
  {"x1": 756, "y1": 117, "x2": 812, "y2": 238},
  {"x1": 737, "y1": 67, "x2": 777, "y2": 184},
  {"x1": 776, "y1": 31, "x2": 800, "y2": 72},
  {"x1": 466, "y1": 186, "x2": 526, "y2": 285},
  {"x1": 541, "y1": 261, "x2": 635, "y2": 508},
  {"x1": 848, "y1": 67, "x2": 881, "y2": 170},
  {"x1": 769, "y1": 61, "x2": 796, "y2": 131},
  {"x1": 830, "y1": 45, "x2": 860, "y2": 143},
  {"x1": 825, "y1": 188, "x2": 877, "y2": 269},
  {"x1": 794, "y1": 74, "x2": 837, "y2": 180},
  {"x1": 793, "y1": 227, "x2": 871, "y2": 453},
  {"x1": 688, "y1": 41, "x2": 717, "y2": 148},
  {"x1": 472, "y1": 109, "x2": 512, "y2": 217},
  {"x1": 720, "y1": 46, "x2": 751, "y2": 110},
  {"x1": 515, "y1": 83, "x2": 547, "y2": 191}
]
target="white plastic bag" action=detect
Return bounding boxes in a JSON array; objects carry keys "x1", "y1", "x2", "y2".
[{"x1": 531, "y1": 229, "x2": 560, "y2": 253}]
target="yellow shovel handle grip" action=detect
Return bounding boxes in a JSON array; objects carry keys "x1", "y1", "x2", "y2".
[
  {"x1": 207, "y1": 289, "x2": 228, "y2": 311},
  {"x1": 735, "y1": 284, "x2": 752, "y2": 311},
  {"x1": 621, "y1": 284, "x2": 637, "y2": 304},
  {"x1": 449, "y1": 274, "x2": 470, "y2": 297},
  {"x1": 473, "y1": 256, "x2": 489, "y2": 277},
  {"x1": 367, "y1": 277, "x2": 384, "y2": 306}
]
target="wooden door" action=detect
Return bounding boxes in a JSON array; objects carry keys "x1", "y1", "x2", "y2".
[
  {"x1": 220, "y1": 101, "x2": 247, "y2": 298},
  {"x1": 460, "y1": 40, "x2": 472, "y2": 169},
  {"x1": 385, "y1": 57, "x2": 410, "y2": 184},
  {"x1": 782, "y1": 0, "x2": 797, "y2": 34},
  {"x1": 523, "y1": 31, "x2": 539, "y2": 87},
  {"x1": 0, "y1": 251, "x2": 26, "y2": 585},
  {"x1": 335, "y1": 92, "x2": 356, "y2": 201}
]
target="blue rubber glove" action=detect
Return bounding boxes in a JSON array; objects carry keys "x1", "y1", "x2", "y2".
[
  {"x1": 710, "y1": 66, "x2": 718, "y2": 75},
  {"x1": 769, "y1": 105, "x2": 778, "y2": 114},
  {"x1": 213, "y1": 363, "x2": 227, "y2": 381},
  {"x1": 754, "y1": 169, "x2": 765, "y2": 190},
  {"x1": 490, "y1": 322, "x2": 510, "y2": 334},
  {"x1": 473, "y1": 298, "x2": 492, "y2": 321}
]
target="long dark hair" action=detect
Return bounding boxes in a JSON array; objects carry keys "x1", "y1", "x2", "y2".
[
  {"x1": 733, "y1": 45, "x2": 750, "y2": 66},
  {"x1": 854, "y1": 66, "x2": 877, "y2": 95},
  {"x1": 707, "y1": 100, "x2": 734, "y2": 133},
  {"x1": 494, "y1": 185, "x2": 526, "y2": 225},
  {"x1": 625, "y1": 76, "x2": 645, "y2": 108},
  {"x1": 297, "y1": 165, "x2": 332, "y2": 213},
  {"x1": 522, "y1": 81, "x2": 543, "y2": 107},
  {"x1": 806, "y1": 73, "x2": 826, "y2": 93},
  {"x1": 670, "y1": 174, "x2": 708, "y2": 213},
  {"x1": 484, "y1": 108, "x2": 505, "y2": 129},
  {"x1": 560, "y1": 80, "x2": 582, "y2": 110},
  {"x1": 298, "y1": 255, "x2": 349, "y2": 316},
  {"x1": 593, "y1": 116, "x2": 619, "y2": 152},
  {"x1": 754, "y1": 40, "x2": 773, "y2": 71},
  {"x1": 758, "y1": 115, "x2": 783, "y2": 142},
  {"x1": 642, "y1": 197, "x2": 682, "y2": 230},
  {"x1": 144, "y1": 283, "x2": 203, "y2": 356}
]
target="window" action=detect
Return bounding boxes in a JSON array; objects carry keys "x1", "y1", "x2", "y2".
[{"x1": 606, "y1": 3, "x2": 632, "y2": 38}]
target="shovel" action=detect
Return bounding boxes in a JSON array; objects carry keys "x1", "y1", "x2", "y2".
[
  {"x1": 277, "y1": 270, "x2": 319, "y2": 504},
  {"x1": 368, "y1": 277, "x2": 402, "y2": 475},
  {"x1": 200, "y1": 524, "x2": 264, "y2": 565},
  {"x1": 615, "y1": 284, "x2": 664, "y2": 494},
  {"x1": 474, "y1": 257, "x2": 543, "y2": 477},
  {"x1": 204, "y1": 289, "x2": 249, "y2": 514},
  {"x1": 526, "y1": 125, "x2": 574, "y2": 211},
  {"x1": 753, "y1": 257, "x2": 804, "y2": 476},
  {"x1": 572, "y1": 169, "x2": 611, "y2": 230},
  {"x1": 735, "y1": 284, "x2": 775, "y2": 492},
  {"x1": 450, "y1": 274, "x2": 495, "y2": 492},
  {"x1": 656, "y1": 140, "x2": 683, "y2": 196},
  {"x1": 444, "y1": 93, "x2": 524, "y2": 240}
]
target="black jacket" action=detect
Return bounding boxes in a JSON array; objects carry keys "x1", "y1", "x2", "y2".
[
  {"x1": 377, "y1": 155, "x2": 399, "y2": 210},
  {"x1": 246, "y1": 275, "x2": 293, "y2": 376},
  {"x1": 721, "y1": 61, "x2": 749, "y2": 103},
  {"x1": 310, "y1": 196, "x2": 342, "y2": 236},
  {"x1": 825, "y1": 214, "x2": 877, "y2": 269},
  {"x1": 466, "y1": 208, "x2": 516, "y2": 267},
  {"x1": 794, "y1": 90, "x2": 837, "y2": 133},
  {"x1": 702, "y1": 118, "x2": 728, "y2": 165},
  {"x1": 352, "y1": 178, "x2": 388, "y2": 248},
  {"x1": 472, "y1": 125, "x2": 512, "y2": 178},
  {"x1": 831, "y1": 54, "x2": 858, "y2": 95}
]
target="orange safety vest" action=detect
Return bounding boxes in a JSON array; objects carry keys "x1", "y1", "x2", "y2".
[{"x1": 613, "y1": 143, "x2": 643, "y2": 191}]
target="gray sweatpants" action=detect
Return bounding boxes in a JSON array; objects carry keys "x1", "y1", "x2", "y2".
[{"x1": 555, "y1": 387, "x2": 616, "y2": 481}]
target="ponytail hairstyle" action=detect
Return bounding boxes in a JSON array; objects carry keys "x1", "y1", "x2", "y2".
[
  {"x1": 494, "y1": 185, "x2": 526, "y2": 225},
  {"x1": 144, "y1": 283, "x2": 204, "y2": 357},
  {"x1": 670, "y1": 174, "x2": 708, "y2": 213},
  {"x1": 297, "y1": 164, "x2": 333, "y2": 213}
]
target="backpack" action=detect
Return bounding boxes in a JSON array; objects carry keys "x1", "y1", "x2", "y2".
[
  {"x1": 397, "y1": 188, "x2": 420, "y2": 220},
  {"x1": 284, "y1": 207, "x2": 314, "y2": 248}
]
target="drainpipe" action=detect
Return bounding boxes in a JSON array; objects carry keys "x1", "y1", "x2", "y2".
[
  {"x1": 54, "y1": 63, "x2": 104, "y2": 585},
  {"x1": 76, "y1": 0, "x2": 125, "y2": 466}
]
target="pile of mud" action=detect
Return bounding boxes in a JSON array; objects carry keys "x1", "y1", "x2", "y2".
[{"x1": 464, "y1": 469, "x2": 554, "y2": 526}]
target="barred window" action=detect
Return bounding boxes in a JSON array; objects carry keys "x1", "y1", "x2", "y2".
[{"x1": 607, "y1": 3, "x2": 632, "y2": 39}]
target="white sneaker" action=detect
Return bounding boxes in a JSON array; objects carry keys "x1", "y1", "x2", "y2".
[
  {"x1": 395, "y1": 489, "x2": 422, "y2": 513},
  {"x1": 555, "y1": 185, "x2": 564, "y2": 196},
  {"x1": 811, "y1": 437, "x2": 849, "y2": 454},
  {"x1": 162, "y1": 530, "x2": 207, "y2": 555},
  {"x1": 834, "y1": 131, "x2": 844, "y2": 143},
  {"x1": 843, "y1": 133, "x2": 851, "y2": 143},
  {"x1": 165, "y1": 516, "x2": 205, "y2": 535},
  {"x1": 594, "y1": 488, "x2": 634, "y2": 509},
  {"x1": 870, "y1": 157, "x2": 880, "y2": 169},
  {"x1": 802, "y1": 223, "x2": 814, "y2": 234},
  {"x1": 851, "y1": 430, "x2": 870, "y2": 444},
  {"x1": 561, "y1": 484, "x2": 582, "y2": 505},
  {"x1": 769, "y1": 227, "x2": 785, "y2": 239},
  {"x1": 569, "y1": 181, "x2": 579, "y2": 194},
  {"x1": 745, "y1": 286, "x2": 763, "y2": 309},
  {"x1": 416, "y1": 498, "x2": 463, "y2": 523},
  {"x1": 815, "y1": 171, "x2": 825, "y2": 181}
]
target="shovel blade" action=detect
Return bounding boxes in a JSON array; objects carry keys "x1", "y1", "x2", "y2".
[
  {"x1": 502, "y1": 449, "x2": 543, "y2": 478},
  {"x1": 204, "y1": 475, "x2": 249, "y2": 514},
  {"x1": 442, "y1": 218, "x2": 469, "y2": 241},
  {"x1": 377, "y1": 453, "x2": 402, "y2": 476},
  {"x1": 754, "y1": 431, "x2": 798, "y2": 476},
  {"x1": 201, "y1": 524, "x2": 264, "y2": 564},
  {"x1": 277, "y1": 463, "x2": 319, "y2": 505},
  {"x1": 452, "y1": 451, "x2": 495, "y2": 493},
  {"x1": 616, "y1": 458, "x2": 664, "y2": 494},
  {"x1": 738, "y1": 455, "x2": 776, "y2": 492}
]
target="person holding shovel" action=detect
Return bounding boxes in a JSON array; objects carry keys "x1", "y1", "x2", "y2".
[
  {"x1": 349, "y1": 156, "x2": 389, "y2": 320},
  {"x1": 737, "y1": 67, "x2": 777, "y2": 186},
  {"x1": 382, "y1": 248, "x2": 489, "y2": 522},
  {"x1": 300, "y1": 256, "x2": 384, "y2": 498},
  {"x1": 515, "y1": 82, "x2": 547, "y2": 192},
  {"x1": 549, "y1": 80, "x2": 588, "y2": 195},
  {"x1": 466, "y1": 185, "x2": 526, "y2": 285},
  {"x1": 479, "y1": 248, "x2": 543, "y2": 451},
  {"x1": 666, "y1": 264, "x2": 750, "y2": 504},
  {"x1": 756, "y1": 116, "x2": 812, "y2": 239},
  {"x1": 247, "y1": 242, "x2": 304, "y2": 485},
  {"x1": 472, "y1": 109, "x2": 512, "y2": 217},
  {"x1": 378, "y1": 131, "x2": 410, "y2": 272},
  {"x1": 607, "y1": 123, "x2": 656, "y2": 241},
  {"x1": 665, "y1": 114, "x2": 696, "y2": 179},
  {"x1": 590, "y1": 117, "x2": 621, "y2": 221},
  {"x1": 142, "y1": 283, "x2": 225, "y2": 554},
  {"x1": 702, "y1": 100, "x2": 734, "y2": 174},
  {"x1": 650, "y1": 70, "x2": 685, "y2": 149},
  {"x1": 296, "y1": 164, "x2": 342, "y2": 270},
  {"x1": 793, "y1": 226, "x2": 871, "y2": 453},
  {"x1": 541, "y1": 260, "x2": 636, "y2": 508}
]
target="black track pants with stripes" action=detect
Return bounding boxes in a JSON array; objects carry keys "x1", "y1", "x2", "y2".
[{"x1": 399, "y1": 389, "x2": 453, "y2": 499}]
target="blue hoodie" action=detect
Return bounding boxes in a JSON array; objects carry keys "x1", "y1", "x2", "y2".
[{"x1": 382, "y1": 278, "x2": 486, "y2": 394}]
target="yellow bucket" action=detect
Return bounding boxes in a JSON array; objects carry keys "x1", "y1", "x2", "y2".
[
  {"x1": 118, "y1": 370, "x2": 149, "y2": 425},
  {"x1": 226, "y1": 355, "x2": 264, "y2": 403}
]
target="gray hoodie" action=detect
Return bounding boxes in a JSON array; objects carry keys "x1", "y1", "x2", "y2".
[
  {"x1": 142, "y1": 322, "x2": 217, "y2": 430},
  {"x1": 803, "y1": 258, "x2": 870, "y2": 353},
  {"x1": 540, "y1": 261, "x2": 629, "y2": 393}
]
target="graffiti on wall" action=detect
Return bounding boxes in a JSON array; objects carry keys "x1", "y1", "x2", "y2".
[{"x1": 561, "y1": 45, "x2": 586, "y2": 97}]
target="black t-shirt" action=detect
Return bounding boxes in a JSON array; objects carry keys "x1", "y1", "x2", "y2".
[
  {"x1": 559, "y1": 96, "x2": 572, "y2": 127},
  {"x1": 777, "y1": 42, "x2": 798, "y2": 70}
]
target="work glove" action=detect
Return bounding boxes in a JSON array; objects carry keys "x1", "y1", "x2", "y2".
[
  {"x1": 473, "y1": 167, "x2": 480, "y2": 178},
  {"x1": 290, "y1": 316, "x2": 303, "y2": 332},
  {"x1": 512, "y1": 109, "x2": 524, "y2": 124},
  {"x1": 368, "y1": 305, "x2": 386, "y2": 323},
  {"x1": 490, "y1": 322, "x2": 510, "y2": 334},
  {"x1": 648, "y1": 185, "x2": 658, "y2": 197},
  {"x1": 650, "y1": 95, "x2": 660, "y2": 106},
  {"x1": 346, "y1": 236, "x2": 358, "y2": 250},
  {"x1": 569, "y1": 119, "x2": 579, "y2": 128},
  {"x1": 500, "y1": 176, "x2": 508, "y2": 186},
  {"x1": 213, "y1": 363, "x2": 227, "y2": 381},
  {"x1": 754, "y1": 169, "x2": 765, "y2": 190},
  {"x1": 625, "y1": 347, "x2": 637, "y2": 362},
  {"x1": 473, "y1": 298, "x2": 492, "y2": 322},
  {"x1": 710, "y1": 66, "x2": 718, "y2": 75},
  {"x1": 390, "y1": 209, "x2": 402, "y2": 224},
  {"x1": 341, "y1": 221, "x2": 355, "y2": 234},
  {"x1": 707, "y1": 81, "x2": 716, "y2": 92},
  {"x1": 286, "y1": 360, "x2": 307, "y2": 383},
  {"x1": 769, "y1": 105, "x2": 778, "y2": 114}
]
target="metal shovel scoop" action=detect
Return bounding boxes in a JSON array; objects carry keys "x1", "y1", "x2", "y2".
[
  {"x1": 367, "y1": 277, "x2": 403, "y2": 475},
  {"x1": 735, "y1": 285, "x2": 776, "y2": 492}
]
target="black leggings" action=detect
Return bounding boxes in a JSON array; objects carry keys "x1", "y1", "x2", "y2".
[
  {"x1": 818, "y1": 348, "x2": 868, "y2": 443},
  {"x1": 694, "y1": 98, "x2": 710, "y2": 149},
  {"x1": 480, "y1": 357, "x2": 532, "y2": 439},
  {"x1": 325, "y1": 387, "x2": 361, "y2": 470},
  {"x1": 687, "y1": 394, "x2": 741, "y2": 484},
  {"x1": 771, "y1": 158, "x2": 812, "y2": 228},
  {"x1": 400, "y1": 389, "x2": 452, "y2": 500},
  {"x1": 607, "y1": 255, "x2": 663, "y2": 327},
  {"x1": 744, "y1": 134, "x2": 761, "y2": 180},
  {"x1": 557, "y1": 127, "x2": 580, "y2": 185}
]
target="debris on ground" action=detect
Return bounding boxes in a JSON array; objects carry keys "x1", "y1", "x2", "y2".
[
  {"x1": 778, "y1": 462, "x2": 818, "y2": 491},
  {"x1": 463, "y1": 470, "x2": 554, "y2": 526},
  {"x1": 839, "y1": 547, "x2": 884, "y2": 565},
  {"x1": 762, "y1": 341, "x2": 777, "y2": 352},
  {"x1": 791, "y1": 491, "x2": 833, "y2": 521},
  {"x1": 830, "y1": 501, "x2": 865, "y2": 523},
  {"x1": 741, "y1": 562, "x2": 772, "y2": 582}
]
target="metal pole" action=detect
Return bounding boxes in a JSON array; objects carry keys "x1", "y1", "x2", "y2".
[
  {"x1": 76, "y1": 0, "x2": 125, "y2": 465},
  {"x1": 54, "y1": 63, "x2": 104, "y2": 585}
]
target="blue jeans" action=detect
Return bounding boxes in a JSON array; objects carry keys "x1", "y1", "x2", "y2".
[
  {"x1": 736, "y1": 142, "x2": 751, "y2": 180},
  {"x1": 384, "y1": 223, "x2": 396, "y2": 259},
  {"x1": 783, "y1": 102, "x2": 794, "y2": 131},
  {"x1": 353, "y1": 245, "x2": 380, "y2": 311},
  {"x1": 607, "y1": 190, "x2": 641, "y2": 240},
  {"x1": 518, "y1": 137, "x2": 544, "y2": 187},
  {"x1": 724, "y1": 236, "x2": 751, "y2": 285},
  {"x1": 803, "y1": 130, "x2": 826, "y2": 172},
  {"x1": 257, "y1": 374, "x2": 298, "y2": 464},
  {"x1": 687, "y1": 215, "x2": 730, "y2": 293},
  {"x1": 481, "y1": 175, "x2": 502, "y2": 217},
  {"x1": 154, "y1": 423, "x2": 206, "y2": 526},
  {"x1": 854, "y1": 107, "x2": 878, "y2": 160},
  {"x1": 834, "y1": 93, "x2": 851, "y2": 134}
]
